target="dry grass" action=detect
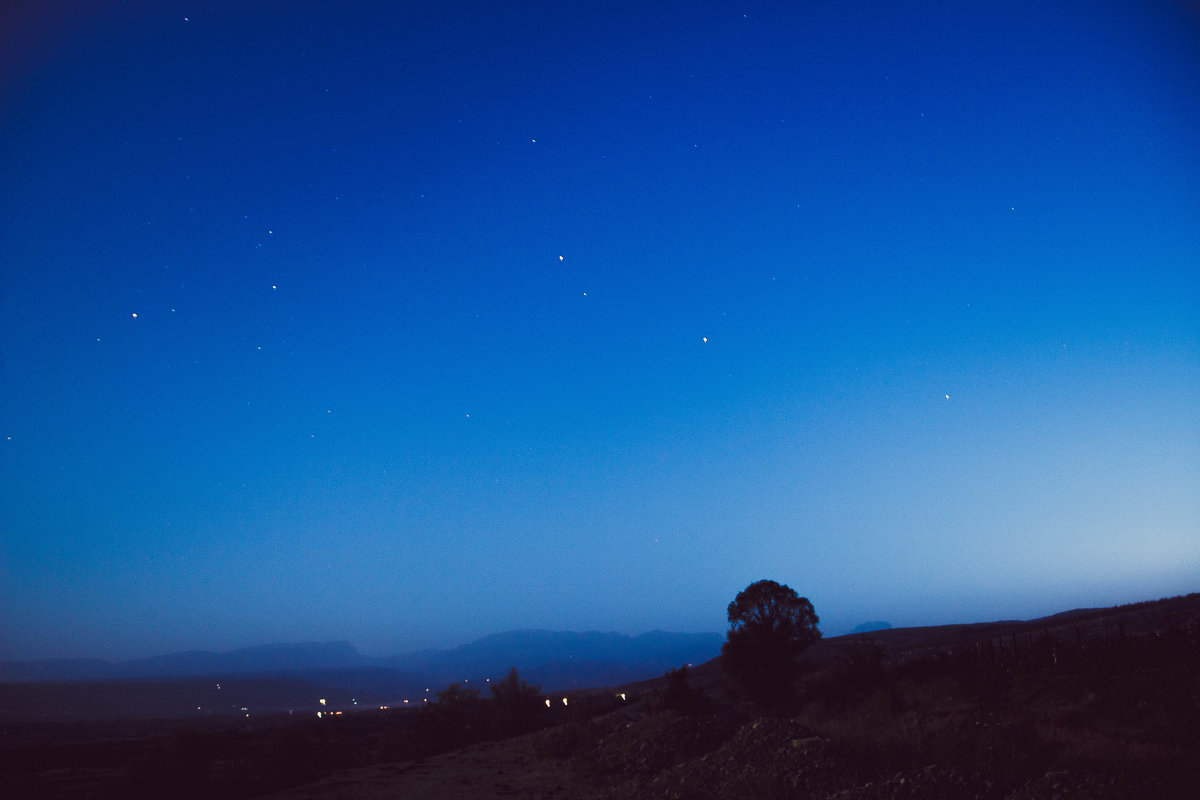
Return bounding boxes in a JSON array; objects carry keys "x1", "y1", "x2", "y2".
[{"x1": 788, "y1": 632, "x2": 1199, "y2": 796}]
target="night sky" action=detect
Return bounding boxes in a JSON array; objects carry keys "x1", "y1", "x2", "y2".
[{"x1": 2, "y1": 1, "x2": 1198, "y2": 662}]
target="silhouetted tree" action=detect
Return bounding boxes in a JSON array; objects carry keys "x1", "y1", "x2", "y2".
[
  {"x1": 658, "y1": 665, "x2": 711, "y2": 715},
  {"x1": 437, "y1": 682, "x2": 482, "y2": 706},
  {"x1": 489, "y1": 667, "x2": 544, "y2": 735},
  {"x1": 422, "y1": 681, "x2": 487, "y2": 752},
  {"x1": 721, "y1": 579, "x2": 820, "y2": 708}
]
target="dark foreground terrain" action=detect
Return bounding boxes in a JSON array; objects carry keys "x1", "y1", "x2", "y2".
[{"x1": 4, "y1": 594, "x2": 1197, "y2": 799}]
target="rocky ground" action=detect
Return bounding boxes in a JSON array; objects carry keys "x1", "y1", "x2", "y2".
[
  {"x1": 254, "y1": 734, "x2": 577, "y2": 800},
  {"x1": 258, "y1": 705, "x2": 1181, "y2": 800}
]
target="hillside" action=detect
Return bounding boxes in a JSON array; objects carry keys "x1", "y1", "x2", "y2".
[
  {"x1": 3, "y1": 593, "x2": 1197, "y2": 799},
  {"x1": 255, "y1": 592, "x2": 1200, "y2": 799}
]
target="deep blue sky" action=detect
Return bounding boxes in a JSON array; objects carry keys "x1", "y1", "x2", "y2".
[{"x1": 2, "y1": 1, "x2": 1198, "y2": 661}]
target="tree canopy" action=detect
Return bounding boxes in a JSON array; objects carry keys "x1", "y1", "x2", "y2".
[
  {"x1": 721, "y1": 579, "x2": 820, "y2": 708},
  {"x1": 489, "y1": 667, "x2": 543, "y2": 735}
]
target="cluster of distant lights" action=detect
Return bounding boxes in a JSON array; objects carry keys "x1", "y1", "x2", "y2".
[
  {"x1": 193, "y1": 676, "x2": 629, "y2": 720},
  {"x1": 310, "y1": 681, "x2": 629, "y2": 719}
]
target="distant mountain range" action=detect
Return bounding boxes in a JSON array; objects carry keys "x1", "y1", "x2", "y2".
[
  {"x1": 0, "y1": 629, "x2": 724, "y2": 695},
  {"x1": 393, "y1": 630, "x2": 723, "y2": 682},
  {"x1": 0, "y1": 641, "x2": 368, "y2": 684},
  {"x1": 5, "y1": 595, "x2": 1197, "y2": 721}
]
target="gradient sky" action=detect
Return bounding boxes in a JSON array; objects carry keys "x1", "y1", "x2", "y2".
[{"x1": 2, "y1": 1, "x2": 1198, "y2": 662}]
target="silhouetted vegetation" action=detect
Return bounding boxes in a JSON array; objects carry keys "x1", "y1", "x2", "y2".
[
  {"x1": 409, "y1": 667, "x2": 547, "y2": 754},
  {"x1": 417, "y1": 681, "x2": 489, "y2": 753},
  {"x1": 788, "y1": 609, "x2": 1200, "y2": 796},
  {"x1": 488, "y1": 666, "x2": 544, "y2": 736},
  {"x1": 5, "y1": 594, "x2": 1197, "y2": 799},
  {"x1": 721, "y1": 579, "x2": 820, "y2": 709},
  {"x1": 653, "y1": 665, "x2": 712, "y2": 715}
]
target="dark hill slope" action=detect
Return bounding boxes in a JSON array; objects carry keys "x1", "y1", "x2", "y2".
[{"x1": 662, "y1": 592, "x2": 1200, "y2": 694}]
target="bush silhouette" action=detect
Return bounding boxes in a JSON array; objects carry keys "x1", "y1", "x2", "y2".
[
  {"x1": 722, "y1": 579, "x2": 820, "y2": 709},
  {"x1": 417, "y1": 681, "x2": 489, "y2": 753},
  {"x1": 657, "y1": 665, "x2": 711, "y2": 715},
  {"x1": 489, "y1": 667, "x2": 544, "y2": 736}
]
